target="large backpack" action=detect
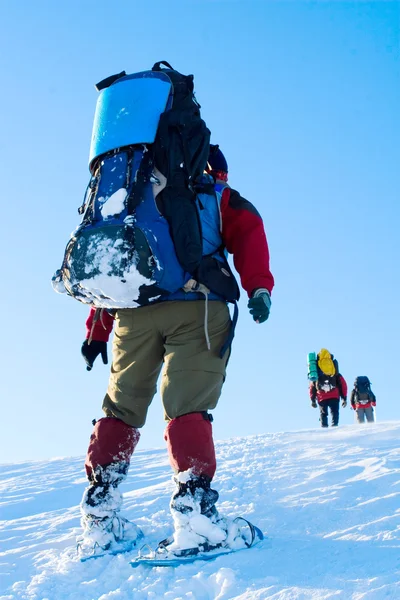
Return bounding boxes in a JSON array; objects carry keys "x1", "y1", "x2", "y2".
[
  {"x1": 316, "y1": 353, "x2": 340, "y2": 393},
  {"x1": 52, "y1": 62, "x2": 239, "y2": 308},
  {"x1": 354, "y1": 376, "x2": 372, "y2": 403}
]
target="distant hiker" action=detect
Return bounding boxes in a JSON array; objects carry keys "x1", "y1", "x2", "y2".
[
  {"x1": 53, "y1": 63, "x2": 274, "y2": 559},
  {"x1": 309, "y1": 349, "x2": 347, "y2": 427},
  {"x1": 351, "y1": 376, "x2": 376, "y2": 423}
]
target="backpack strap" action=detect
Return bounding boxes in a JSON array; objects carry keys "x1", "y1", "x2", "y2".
[
  {"x1": 95, "y1": 71, "x2": 126, "y2": 92},
  {"x1": 219, "y1": 302, "x2": 239, "y2": 359},
  {"x1": 152, "y1": 61, "x2": 174, "y2": 71},
  {"x1": 210, "y1": 184, "x2": 239, "y2": 357},
  {"x1": 126, "y1": 148, "x2": 153, "y2": 215}
]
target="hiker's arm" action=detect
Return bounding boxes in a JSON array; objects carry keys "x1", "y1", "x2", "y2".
[
  {"x1": 350, "y1": 389, "x2": 356, "y2": 408},
  {"x1": 86, "y1": 307, "x2": 115, "y2": 342},
  {"x1": 309, "y1": 382, "x2": 317, "y2": 401},
  {"x1": 338, "y1": 375, "x2": 348, "y2": 400},
  {"x1": 220, "y1": 188, "x2": 274, "y2": 297}
]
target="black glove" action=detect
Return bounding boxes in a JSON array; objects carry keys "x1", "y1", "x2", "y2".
[
  {"x1": 81, "y1": 340, "x2": 108, "y2": 371},
  {"x1": 248, "y1": 288, "x2": 271, "y2": 324},
  {"x1": 342, "y1": 399, "x2": 347, "y2": 408},
  {"x1": 311, "y1": 400, "x2": 317, "y2": 408}
]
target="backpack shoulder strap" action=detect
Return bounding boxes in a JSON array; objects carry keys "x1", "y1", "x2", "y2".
[{"x1": 333, "y1": 359, "x2": 339, "y2": 374}]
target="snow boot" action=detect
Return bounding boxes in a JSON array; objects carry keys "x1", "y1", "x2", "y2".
[
  {"x1": 148, "y1": 474, "x2": 263, "y2": 562},
  {"x1": 78, "y1": 482, "x2": 142, "y2": 557},
  {"x1": 171, "y1": 474, "x2": 220, "y2": 520},
  {"x1": 165, "y1": 474, "x2": 228, "y2": 555}
]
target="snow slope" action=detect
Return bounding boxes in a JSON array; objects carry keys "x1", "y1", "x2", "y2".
[{"x1": 1, "y1": 422, "x2": 400, "y2": 599}]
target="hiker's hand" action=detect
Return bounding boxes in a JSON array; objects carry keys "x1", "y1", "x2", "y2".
[
  {"x1": 351, "y1": 404, "x2": 356, "y2": 410},
  {"x1": 342, "y1": 399, "x2": 347, "y2": 408},
  {"x1": 248, "y1": 289, "x2": 271, "y2": 324},
  {"x1": 311, "y1": 400, "x2": 317, "y2": 408},
  {"x1": 372, "y1": 402, "x2": 376, "y2": 407},
  {"x1": 81, "y1": 340, "x2": 108, "y2": 371}
]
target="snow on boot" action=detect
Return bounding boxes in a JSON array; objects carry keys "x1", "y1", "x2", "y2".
[
  {"x1": 78, "y1": 513, "x2": 142, "y2": 558},
  {"x1": 78, "y1": 483, "x2": 142, "y2": 558},
  {"x1": 81, "y1": 482, "x2": 123, "y2": 519},
  {"x1": 166, "y1": 473, "x2": 228, "y2": 555}
]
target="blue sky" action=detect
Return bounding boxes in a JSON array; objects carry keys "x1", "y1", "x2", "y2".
[{"x1": 0, "y1": 1, "x2": 398, "y2": 463}]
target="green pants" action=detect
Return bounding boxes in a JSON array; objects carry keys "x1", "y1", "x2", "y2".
[{"x1": 103, "y1": 301, "x2": 231, "y2": 427}]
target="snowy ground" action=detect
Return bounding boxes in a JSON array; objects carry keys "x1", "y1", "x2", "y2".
[{"x1": 1, "y1": 422, "x2": 400, "y2": 599}]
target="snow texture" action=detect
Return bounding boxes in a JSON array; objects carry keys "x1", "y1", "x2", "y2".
[
  {"x1": 78, "y1": 236, "x2": 153, "y2": 309},
  {"x1": 1, "y1": 423, "x2": 400, "y2": 599},
  {"x1": 99, "y1": 189, "x2": 128, "y2": 218}
]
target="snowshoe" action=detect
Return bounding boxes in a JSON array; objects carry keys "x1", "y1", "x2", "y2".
[{"x1": 131, "y1": 516, "x2": 263, "y2": 567}]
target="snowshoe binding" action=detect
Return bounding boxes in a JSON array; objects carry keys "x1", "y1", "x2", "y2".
[
  {"x1": 132, "y1": 516, "x2": 263, "y2": 567},
  {"x1": 131, "y1": 474, "x2": 263, "y2": 567}
]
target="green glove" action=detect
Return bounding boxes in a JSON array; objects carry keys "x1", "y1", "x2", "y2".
[{"x1": 248, "y1": 288, "x2": 271, "y2": 324}]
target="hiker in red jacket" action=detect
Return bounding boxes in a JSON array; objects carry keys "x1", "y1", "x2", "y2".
[
  {"x1": 79, "y1": 146, "x2": 274, "y2": 555},
  {"x1": 309, "y1": 349, "x2": 347, "y2": 427},
  {"x1": 351, "y1": 377, "x2": 376, "y2": 423}
]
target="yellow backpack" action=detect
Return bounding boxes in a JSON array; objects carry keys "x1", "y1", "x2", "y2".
[{"x1": 318, "y1": 349, "x2": 336, "y2": 377}]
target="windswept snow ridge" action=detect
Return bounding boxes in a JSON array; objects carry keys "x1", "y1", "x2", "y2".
[{"x1": 1, "y1": 423, "x2": 400, "y2": 599}]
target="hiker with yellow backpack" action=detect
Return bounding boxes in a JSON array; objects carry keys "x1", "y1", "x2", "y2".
[{"x1": 308, "y1": 349, "x2": 347, "y2": 427}]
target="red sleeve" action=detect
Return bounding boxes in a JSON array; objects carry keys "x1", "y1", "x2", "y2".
[
  {"x1": 220, "y1": 188, "x2": 274, "y2": 297},
  {"x1": 339, "y1": 375, "x2": 348, "y2": 399},
  {"x1": 309, "y1": 382, "x2": 317, "y2": 401},
  {"x1": 86, "y1": 307, "x2": 115, "y2": 342}
]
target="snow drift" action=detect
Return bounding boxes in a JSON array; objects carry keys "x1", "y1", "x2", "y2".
[{"x1": 1, "y1": 422, "x2": 400, "y2": 599}]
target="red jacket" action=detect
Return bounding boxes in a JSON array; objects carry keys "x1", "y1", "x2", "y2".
[
  {"x1": 86, "y1": 186, "x2": 274, "y2": 342},
  {"x1": 350, "y1": 388, "x2": 376, "y2": 410},
  {"x1": 309, "y1": 375, "x2": 348, "y2": 403}
]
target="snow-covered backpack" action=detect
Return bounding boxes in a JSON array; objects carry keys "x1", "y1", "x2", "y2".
[
  {"x1": 354, "y1": 376, "x2": 372, "y2": 404},
  {"x1": 52, "y1": 61, "x2": 239, "y2": 309}
]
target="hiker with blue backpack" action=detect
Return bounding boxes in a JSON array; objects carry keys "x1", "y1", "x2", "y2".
[
  {"x1": 309, "y1": 349, "x2": 348, "y2": 427},
  {"x1": 53, "y1": 62, "x2": 274, "y2": 560},
  {"x1": 351, "y1": 377, "x2": 376, "y2": 423}
]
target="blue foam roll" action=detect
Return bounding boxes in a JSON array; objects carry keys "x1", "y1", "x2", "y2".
[{"x1": 89, "y1": 71, "x2": 172, "y2": 168}]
